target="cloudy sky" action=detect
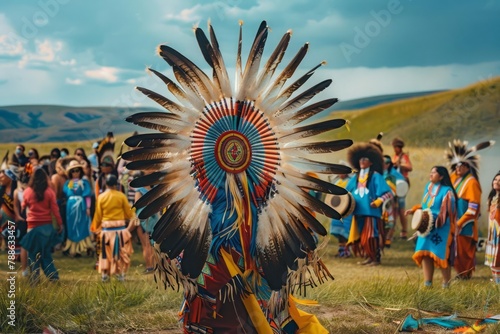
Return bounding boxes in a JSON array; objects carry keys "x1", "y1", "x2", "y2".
[{"x1": 1, "y1": 0, "x2": 499, "y2": 108}]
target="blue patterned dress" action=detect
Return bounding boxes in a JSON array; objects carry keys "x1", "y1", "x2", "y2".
[
  {"x1": 413, "y1": 182, "x2": 456, "y2": 268},
  {"x1": 63, "y1": 178, "x2": 93, "y2": 255}
]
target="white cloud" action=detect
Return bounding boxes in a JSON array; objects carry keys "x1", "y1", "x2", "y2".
[
  {"x1": 0, "y1": 34, "x2": 24, "y2": 57},
  {"x1": 66, "y1": 78, "x2": 82, "y2": 85},
  {"x1": 165, "y1": 4, "x2": 203, "y2": 22},
  {"x1": 84, "y1": 66, "x2": 120, "y2": 83},
  {"x1": 18, "y1": 39, "x2": 63, "y2": 68}
]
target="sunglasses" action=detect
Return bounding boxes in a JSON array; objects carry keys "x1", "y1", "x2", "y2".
[
  {"x1": 101, "y1": 163, "x2": 112, "y2": 167},
  {"x1": 75, "y1": 152, "x2": 83, "y2": 156},
  {"x1": 70, "y1": 169, "x2": 81, "y2": 173}
]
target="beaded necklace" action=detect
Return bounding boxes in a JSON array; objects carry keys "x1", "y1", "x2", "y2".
[{"x1": 423, "y1": 182, "x2": 441, "y2": 208}]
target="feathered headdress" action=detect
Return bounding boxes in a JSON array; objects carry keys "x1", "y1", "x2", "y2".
[
  {"x1": 369, "y1": 132, "x2": 384, "y2": 153},
  {"x1": 96, "y1": 132, "x2": 115, "y2": 168},
  {"x1": 445, "y1": 139, "x2": 495, "y2": 176},
  {"x1": 125, "y1": 21, "x2": 352, "y2": 301},
  {"x1": 1, "y1": 150, "x2": 9, "y2": 171}
]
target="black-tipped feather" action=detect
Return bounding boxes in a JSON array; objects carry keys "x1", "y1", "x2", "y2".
[
  {"x1": 275, "y1": 79, "x2": 332, "y2": 117},
  {"x1": 130, "y1": 171, "x2": 169, "y2": 188},
  {"x1": 285, "y1": 139, "x2": 353, "y2": 154},
  {"x1": 135, "y1": 87, "x2": 186, "y2": 115},
  {"x1": 279, "y1": 119, "x2": 347, "y2": 140},
  {"x1": 124, "y1": 133, "x2": 188, "y2": 148},
  {"x1": 279, "y1": 98, "x2": 339, "y2": 127},
  {"x1": 286, "y1": 157, "x2": 353, "y2": 175},
  {"x1": 181, "y1": 225, "x2": 212, "y2": 277}
]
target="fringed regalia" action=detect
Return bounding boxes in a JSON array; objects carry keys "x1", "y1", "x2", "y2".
[
  {"x1": 485, "y1": 195, "x2": 500, "y2": 279},
  {"x1": 125, "y1": 20, "x2": 353, "y2": 332},
  {"x1": 412, "y1": 182, "x2": 456, "y2": 269},
  {"x1": 445, "y1": 139, "x2": 494, "y2": 278}
]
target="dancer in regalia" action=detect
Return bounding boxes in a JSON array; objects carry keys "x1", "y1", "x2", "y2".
[
  {"x1": 485, "y1": 171, "x2": 500, "y2": 284},
  {"x1": 346, "y1": 143, "x2": 392, "y2": 266},
  {"x1": 406, "y1": 166, "x2": 457, "y2": 288},
  {"x1": 445, "y1": 139, "x2": 494, "y2": 279},
  {"x1": 125, "y1": 20, "x2": 353, "y2": 332}
]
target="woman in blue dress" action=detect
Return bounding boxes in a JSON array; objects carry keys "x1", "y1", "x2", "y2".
[
  {"x1": 405, "y1": 166, "x2": 457, "y2": 288},
  {"x1": 62, "y1": 160, "x2": 94, "y2": 257}
]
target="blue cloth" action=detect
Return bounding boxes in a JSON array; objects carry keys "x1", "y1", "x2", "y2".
[
  {"x1": 346, "y1": 170, "x2": 391, "y2": 218},
  {"x1": 456, "y1": 198, "x2": 473, "y2": 236},
  {"x1": 63, "y1": 179, "x2": 92, "y2": 243},
  {"x1": 390, "y1": 168, "x2": 405, "y2": 181},
  {"x1": 136, "y1": 187, "x2": 160, "y2": 242},
  {"x1": 390, "y1": 168, "x2": 407, "y2": 207},
  {"x1": 414, "y1": 182, "x2": 456, "y2": 265},
  {"x1": 20, "y1": 224, "x2": 60, "y2": 281},
  {"x1": 329, "y1": 176, "x2": 353, "y2": 240}
]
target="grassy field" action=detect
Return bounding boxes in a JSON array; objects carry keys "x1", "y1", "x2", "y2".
[{"x1": 1, "y1": 236, "x2": 500, "y2": 333}]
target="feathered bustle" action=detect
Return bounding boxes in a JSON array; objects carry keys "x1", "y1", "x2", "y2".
[{"x1": 127, "y1": 20, "x2": 352, "y2": 300}]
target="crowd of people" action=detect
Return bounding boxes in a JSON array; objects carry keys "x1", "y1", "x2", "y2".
[
  {"x1": 328, "y1": 135, "x2": 500, "y2": 287},
  {"x1": 0, "y1": 132, "x2": 157, "y2": 284},
  {"x1": 1, "y1": 133, "x2": 499, "y2": 288}
]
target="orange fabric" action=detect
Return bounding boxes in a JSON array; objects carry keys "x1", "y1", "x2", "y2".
[
  {"x1": 98, "y1": 220, "x2": 133, "y2": 275},
  {"x1": 451, "y1": 172, "x2": 481, "y2": 238},
  {"x1": 453, "y1": 235, "x2": 475, "y2": 278},
  {"x1": 392, "y1": 153, "x2": 412, "y2": 178}
]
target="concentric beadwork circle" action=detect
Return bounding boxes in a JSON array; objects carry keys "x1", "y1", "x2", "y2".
[{"x1": 215, "y1": 131, "x2": 252, "y2": 173}]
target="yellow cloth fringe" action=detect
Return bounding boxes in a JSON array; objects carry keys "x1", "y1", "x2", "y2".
[
  {"x1": 220, "y1": 249, "x2": 273, "y2": 334},
  {"x1": 288, "y1": 295, "x2": 328, "y2": 333},
  {"x1": 348, "y1": 216, "x2": 360, "y2": 244}
]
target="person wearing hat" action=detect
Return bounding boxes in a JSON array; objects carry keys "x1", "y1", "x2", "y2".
[
  {"x1": 405, "y1": 166, "x2": 457, "y2": 288},
  {"x1": 446, "y1": 139, "x2": 494, "y2": 279},
  {"x1": 391, "y1": 137, "x2": 412, "y2": 240},
  {"x1": 485, "y1": 171, "x2": 500, "y2": 284},
  {"x1": 62, "y1": 160, "x2": 94, "y2": 257},
  {"x1": 91, "y1": 174, "x2": 134, "y2": 282},
  {"x1": 346, "y1": 143, "x2": 393, "y2": 266}
]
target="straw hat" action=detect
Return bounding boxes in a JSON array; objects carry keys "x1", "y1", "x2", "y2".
[{"x1": 66, "y1": 159, "x2": 85, "y2": 177}]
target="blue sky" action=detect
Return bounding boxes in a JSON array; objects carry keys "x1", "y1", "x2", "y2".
[{"x1": 1, "y1": 0, "x2": 499, "y2": 108}]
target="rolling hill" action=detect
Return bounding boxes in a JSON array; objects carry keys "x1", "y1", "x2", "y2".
[
  {"x1": 320, "y1": 76, "x2": 500, "y2": 147},
  {"x1": 0, "y1": 105, "x2": 158, "y2": 143}
]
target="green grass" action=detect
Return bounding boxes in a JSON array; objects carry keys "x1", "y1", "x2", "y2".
[{"x1": 1, "y1": 239, "x2": 500, "y2": 333}]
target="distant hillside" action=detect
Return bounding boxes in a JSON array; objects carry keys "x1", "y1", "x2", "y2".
[
  {"x1": 330, "y1": 90, "x2": 444, "y2": 112},
  {"x1": 0, "y1": 105, "x2": 158, "y2": 143},
  {"x1": 320, "y1": 77, "x2": 500, "y2": 147}
]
